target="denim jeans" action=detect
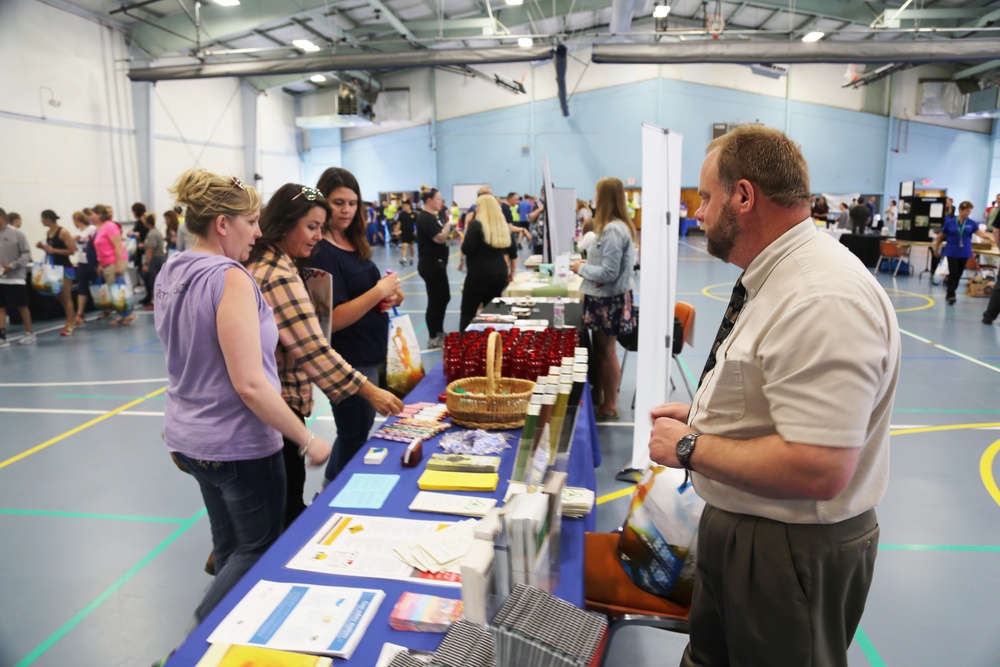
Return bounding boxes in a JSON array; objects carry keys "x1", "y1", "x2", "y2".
[
  {"x1": 172, "y1": 449, "x2": 286, "y2": 622},
  {"x1": 324, "y1": 364, "x2": 381, "y2": 484}
]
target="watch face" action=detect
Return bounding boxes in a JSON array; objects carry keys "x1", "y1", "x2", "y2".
[{"x1": 677, "y1": 434, "x2": 697, "y2": 467}]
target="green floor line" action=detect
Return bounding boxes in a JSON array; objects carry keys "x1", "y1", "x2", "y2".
[
  {"x1": 305, "y1": 405, "x2": 329, "y2": 427},
  {"x1": 854, "y1": 626, "x2": 887, "y2": 667},
  {"x1": 14, "y1": 507, "x2": 207, "y2": 667},
  {"x1": 415, "y1": 321, "x2": 427, "y2": 335},
  {"x1": 880, "y1": 543, "x2": 1000, "y2": 552},
  {"x1": 676, "y1": 356, "x2": 697, "y2": 387},
  {"x1": 0, "y1": 508, "x2": 187, "y2": 523},
  {"x1": 55, "y1": 394, "x2": 166, "y2": 400}
]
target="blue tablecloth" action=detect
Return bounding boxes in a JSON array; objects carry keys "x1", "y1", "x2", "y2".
[{"x1": 169, "y1": 362, "x2": 600, "y2": 666}]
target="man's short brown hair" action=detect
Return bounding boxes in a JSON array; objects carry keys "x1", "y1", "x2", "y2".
[{"x1": 706, "y1": 125, "x2": 810, "y2": 209}]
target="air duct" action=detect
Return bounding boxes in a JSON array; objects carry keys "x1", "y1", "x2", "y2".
[
  {"x1": 592, "y1": 39, "x2": 1000, "y2": 65},
  {"x1": 129, "y1": 46, "x2": 555, "y2": 82}
]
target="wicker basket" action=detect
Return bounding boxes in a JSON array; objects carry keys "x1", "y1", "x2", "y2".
[{"x1": 446, "y1": 331, "x2": 536, "y2": 430}]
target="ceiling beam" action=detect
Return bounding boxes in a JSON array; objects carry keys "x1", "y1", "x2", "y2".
[
  {"x1": 952, "y1": 58, "x2": 1000, "y2": 79},
  {"x1": 365, "y1": 0, "x2": 417, "y2": 41}
]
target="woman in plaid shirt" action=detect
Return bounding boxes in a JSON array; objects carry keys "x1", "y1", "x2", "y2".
[{"x1": 247, "y1": 183, "x2": 403, "y2": 527}]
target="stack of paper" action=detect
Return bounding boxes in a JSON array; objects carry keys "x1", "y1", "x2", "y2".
[
  {"x1": 491, "y1": 584, "x2": 608, "y2": 667},
  {"x1": 409, "y1": 491, "x2": 497, "y2": 517},
  {"x1": 503, "y1": 492, "x2": 551, "y2": 590},
  {"x1": 460, "y1": 539, "x2": 496, "y2": 626},
  {"x1": 505, "y1": 482, "x2": 595, "y2": 518},
  {"x1": 418, "y1": 469, "x2": 499, "y2": 492},
  {"x1": 426, "y1": 453, "x2": 501, "y2": 473},
  {"x1": 393, "y1": 518, "x2": 478, "y2": 574}
]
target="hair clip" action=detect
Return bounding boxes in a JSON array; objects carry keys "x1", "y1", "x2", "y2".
[{"x1": 232, "y1": 176, "x2": 245, "y2": 190}]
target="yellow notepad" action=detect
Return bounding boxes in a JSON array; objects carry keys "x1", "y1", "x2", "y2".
[
  {"x1": 417, "y1": 469, "x2": 499, "y2": 492},
  {"x1": 195, "y1": 643, "x2": 332, "y2": 667}
]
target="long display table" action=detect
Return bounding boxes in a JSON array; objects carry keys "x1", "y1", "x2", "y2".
[{"x1": 168, "y1": 362, "x2": 601, "y2": 666}]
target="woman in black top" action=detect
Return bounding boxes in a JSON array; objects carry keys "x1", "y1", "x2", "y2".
[
  {"x1": 36, "y1": 209, "x2": 77, "y2": 336},
  {"x1": 459, "y1": 194, "x2": 517, "y2": 332},
  {"x1": 415, "y1": 188, "x2": 453, "y2": 349},
  {"x1": 812, "y1": 196, "x2": 830, "y2": 228},
  {"x1": 397, "y1": 200, "x2": 417, "y2": 266}
]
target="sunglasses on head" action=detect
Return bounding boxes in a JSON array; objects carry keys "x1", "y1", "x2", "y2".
[{"x1": 291, "y1": 186, "x2": 323, "y2": 202}]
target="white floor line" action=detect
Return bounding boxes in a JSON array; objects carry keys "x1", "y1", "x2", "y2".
[
  {"x1": 0, "y1": 378, "x2": 168, "y2": 388},
  {"x1": 597, "y1": 421, "x2": 635, "y2": 427},
  {"x1": 0, "y1": 407, "x2": 165, "y2": 416},
  {"x1": 900, "y1": 328, "x2": 1000, "y2": 374}
]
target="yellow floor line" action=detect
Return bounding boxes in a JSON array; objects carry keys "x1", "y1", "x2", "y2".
[
  {"x1": 0, "y1": 386, "x2": 167, "y2": 471},
  {"x1": 979, "y1": 439, "x2": 1000, "y2": 507},
  {"x1": 596, "y1": 486, "x2": 635, "y2": 505}
]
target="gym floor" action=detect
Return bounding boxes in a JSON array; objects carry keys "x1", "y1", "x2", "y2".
[{"x1": 1, "y1": 232, "x2": 998, "y2": 666}]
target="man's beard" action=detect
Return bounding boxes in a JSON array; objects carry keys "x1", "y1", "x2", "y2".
[{"x1": 706, "y1": 200, "x2": 740, "y2": 262}]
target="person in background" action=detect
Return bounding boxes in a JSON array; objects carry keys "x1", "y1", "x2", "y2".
[
  {"x1": 518, "y1": 194, "x2": 534, "y2": 224},
  {"x1": 312, "y1": 168, "x2": 405, "y2": 484},
  {"x1": 416, "y1": 187, "x2": 453, "y2": 349},
  {"x1": 934, "y1": 200, "x2": 992, "y2": 306},
  {"x1": 36, "y1": 209, "x2": 77, "y2": 336},
  {"x1": 983, "y1": 198, "x2": 1000, "y2": 324},
  {"x1": 867, "y1": 195, "x2": 877, "y2": 223},
  {"x1": 248, "y1": 181, "x2": 402, "y2": 523},
  {"x1": 459, "y1": 194, "x2": 518, "y2": 332},
  {"x1": 397, "y1": 199, "x2": 417, "y2": 266},
  {"x1": 174, "y1": 206, "x2": 197, "y2": 252},
  {"x1": 576, "y1": 198, "x2": 593, "y2": 232},
  {"x1": 450, "y1": 201, "x2": 461, "y2": 229},
  {"x1": 883, "y1": 199, "x2": 898, "y2": 236},
  {"x1": 71, "y1": 210, "x2": 97, "y2": 326},
  {"x1": 570, "y1": 177, "x2": 638, "y2": 420},
  {"x1": 985, "y1": 193, "x2": 1000, "y2": 229},
  {"x1": 140, "y1": 212, "x2": 167, "y2": 310},
  {"x1": 0, "y1": 208, "x2": 35, "y2": 347},
  {"x1": 92, "y1": 204, "x2": 135, "y2": 325},
  {"x1": 155, "y1": 169, "x2": 331, "y2": 634},
  {"x1": 163, "y1": 209, "x2": 180, "y2": 252},
  {"x1": 849, "y1": 196, "x2": 871, "y2": 235},
  {"x1": 811, "y1": 195, "x2": 829, "y2": 228},
  {"x1": 526, "y1": 192, "x2": 546, "y2": 256},
  {"x1": 648, "y1": 125, "x2": 899, "y2": 667},
  {"x1": 130, "y1": 202, "x2": 148, "y2": 269},
  {"x1": 8, "y1": 212, "x2": 22, "y2": 229}
]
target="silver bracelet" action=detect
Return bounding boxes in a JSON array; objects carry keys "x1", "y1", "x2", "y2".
[{"x1": 299, "y1": 431, "x2": 314, "y2": 458}]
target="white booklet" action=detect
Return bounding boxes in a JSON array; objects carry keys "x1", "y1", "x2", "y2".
[
  {"x1": 206, "y1": 580, "x2": 384, "y2": 660},
  {"x1": 409, "y1": 491, "x2": 498, "y2": 517}
]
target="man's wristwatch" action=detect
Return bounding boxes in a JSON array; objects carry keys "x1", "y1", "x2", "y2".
[{"x1": 676, "y1": 432, "x2": 701, "y2": 470}]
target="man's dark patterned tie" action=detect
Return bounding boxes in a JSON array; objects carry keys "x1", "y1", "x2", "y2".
[{"x1": 698, "y1": 275, "x2": 747, "y2": 387}]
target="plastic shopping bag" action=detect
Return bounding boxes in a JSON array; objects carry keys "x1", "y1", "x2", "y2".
[
  {"x1": 110, "y1": 275, "x2": 133, "y2": 313},
  {"x1": 31, "y1": 255, "x2": 63, "y2": 296},
  {"x1": 386, "y1": 311, "x2": 425, "y2": 397},
  {"x1": 617, "y1": 466, "x2": 705, "y2": 605},
  {"x1": 90, "y1": 276, "x2": 113, "y2": 309}
]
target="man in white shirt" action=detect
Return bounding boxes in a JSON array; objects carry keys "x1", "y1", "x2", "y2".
[
  {"x1": 0, "y1": 208, "x2": 36, "y2": 347},
  {"x1": 647, "y1": 126, "x2": 900, "y2": 667}
]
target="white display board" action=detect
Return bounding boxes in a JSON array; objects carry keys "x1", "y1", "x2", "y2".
[
  {"x1": 453, "y1": 183, "x2": 487, "y2": 210},
  {"x1": 549, "y1": 187, "x2": 576, "y2": 260},
  {"x1": 625, "y1": 123, "x2": 683, "y2": 477}
]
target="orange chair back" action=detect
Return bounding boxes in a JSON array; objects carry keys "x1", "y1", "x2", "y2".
[
  {"x1": 880, "y1": 240, "x2": 901, "y2": 258},
  {"x1": 674, "y1": 301, "x2": 695, "y2": 348}
]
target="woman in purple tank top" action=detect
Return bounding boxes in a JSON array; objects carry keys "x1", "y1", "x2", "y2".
[{"x1": 153, "y1": 169, "x2": 334, "y2": 638}]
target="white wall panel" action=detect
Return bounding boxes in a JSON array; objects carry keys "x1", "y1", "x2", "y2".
[
  {"x1": 153, "y1": 79, "x2": 244, "y2": 147},
  {"x1": 0, "y1": 1, "x2": 138, "y2": 251},
  {"x1": 259, "y1": 90, "x2": 298, "y2": 154}
]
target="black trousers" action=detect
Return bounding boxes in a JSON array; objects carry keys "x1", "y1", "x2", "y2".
[
  {"x1": 280, "y1": 409, "x2": 306, "y2": 531},
  {"x1": 945, "y1": 256, "x2": 966, "y2": 300},
  {"x1": 459, "y1": 270, "x2": 508, "y2": 332},
  {"x1": 418, "y1": 257, "x2": 450, "y2": 338},
  {"x1": 984, "y1": 283, "x2": 1000, "y2": 322}
]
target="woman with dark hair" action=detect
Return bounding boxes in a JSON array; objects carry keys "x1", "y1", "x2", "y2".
[
  {"x1": 247, "y1": 182, "x2": 403, "y2": 523},
  {"x1": 415, "y1": 187, "x2": 453, "y2": 348},
  {"x1": 934, "y1": 200, "x2": 992, "y2": 305},
  {"x1": 36, "y1": 209, "x2": 77, "y2": 336},
  {"x1": 312, "y1": 167, "x2": 405, "y2": 484},
  {"x1": 155, "y1": 169, "x2": 331, "y2": 631},
  {"x1": 163, "y1": 209, "x2": 179, "y2": 252},
  {"x1": 570, "y1": 177, "x2": 637, "y2": 420}
]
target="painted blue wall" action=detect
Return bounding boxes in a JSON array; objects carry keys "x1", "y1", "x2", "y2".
[{"x1": 339, "y1": 76, "x2": 993, "y2": 207}]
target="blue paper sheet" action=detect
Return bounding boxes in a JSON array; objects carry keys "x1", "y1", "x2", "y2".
[{"x1": 329, "y1": 473, "x2": 400, "y2": 509}]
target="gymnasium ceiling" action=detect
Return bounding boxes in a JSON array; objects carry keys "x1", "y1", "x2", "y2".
[{"x1": 50, "y1": 0, "x2": 1000, "y2": 94}]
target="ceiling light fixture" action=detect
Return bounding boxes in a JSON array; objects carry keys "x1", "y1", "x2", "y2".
[
  {"x1": 310, "y1": 74, "x2": 326, "y2": 83},
  {"x1": 211, "y1": 0, "x2": 240, "y2": 6},
  {"x1": 293, "y1": 39, "x2": 320, "y2": 52},
  {"x1": 801, "y1": 31, "x2": 824, "y2": 42},
  {"x1": 517, "y1": 37, "x2": 533, "y2": 48},
  {"x1": 652, "y1": 4, "x2": 671, "y2": 19},
  {"x1": 506, "y1": 0, "x2": 524, "y2": 5}
]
